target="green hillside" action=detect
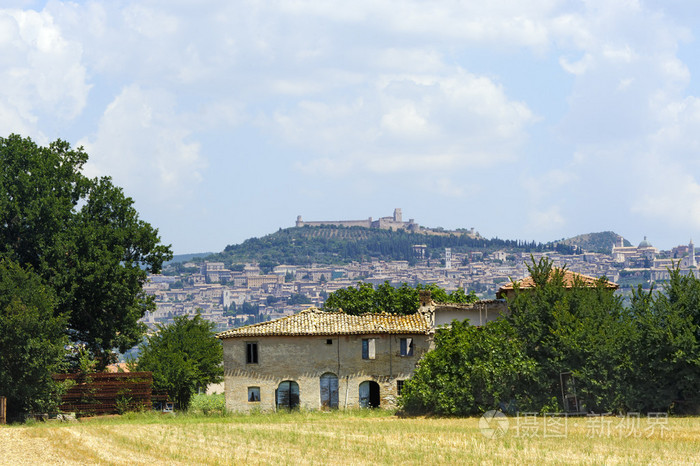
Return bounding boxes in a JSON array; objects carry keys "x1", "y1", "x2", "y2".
[
  {"x1": 549, "y1": 231, "x2": 631, "y2": 254},
  {"x1": 198, "y1": 225, "x2": 580, "y2": 268},
  {"x1": 166, "y1": 252, "x2": 215, "y2": 265}
]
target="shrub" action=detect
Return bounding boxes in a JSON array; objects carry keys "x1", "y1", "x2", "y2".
[{"x1": 189, "y1": 394, "x2": 226, "y2": 415}]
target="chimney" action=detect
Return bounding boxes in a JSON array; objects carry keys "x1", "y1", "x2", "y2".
[{"x1": 419, "y1": 290, "x2": 432, "y2": 307}]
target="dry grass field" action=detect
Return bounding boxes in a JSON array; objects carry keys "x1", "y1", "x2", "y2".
[{"x1": 1, "y1": 410, "x2": 699, "y2": 465}]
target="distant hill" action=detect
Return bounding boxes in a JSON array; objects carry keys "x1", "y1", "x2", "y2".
[
  {"x1": 548, "y1": 231, "x2": 630, "y2": 254},
  {"x1": 166, "y1": 252, "x2": 216, "y2": 265},
  {"x1": 192, "y1": 225, "x2": 578, "y2": 269}
]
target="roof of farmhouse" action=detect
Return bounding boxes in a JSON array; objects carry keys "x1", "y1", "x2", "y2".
[
  {"x1": 216, "y1": 308, "x2": 431, "y2": 339},
  {"x1": 496, "y1": 269, "x2": 619, "y2": 299}
]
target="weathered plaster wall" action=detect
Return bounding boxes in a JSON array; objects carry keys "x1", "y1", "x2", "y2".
[
  {"x1": 433, "y1": 300, "x2": 508, "y2": 328},
  {"x1": 222, "y1": 333, "x2": 430, "y2": 412}
]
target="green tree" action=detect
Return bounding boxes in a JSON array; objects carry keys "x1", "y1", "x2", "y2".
[
  {"x1": 323, "y1": 282, "x2": 377, "y2": 314},
  {"x1": 0, "y1": 134, "x2": 172, "y2": 365},
  {"x1": 223, "y1": 302, "x2": 237, "y2": 317},
  {"x1": 323, "y1": 281, "x2": 478, "y2": 315},
  {"x1": 400, "y1": 319, "x2": 536, "y2": 415},
  {"x1": 0, "y1": 259, "x2": 68, "y2": 419},
  {"x1": 135, "y1": 314, "x2": 223, "y2": 410},
  {"x1": 259, "y1": 259, "x2": 276, "y2": 274},
  {"x1": 288, "y1": 293, "x2": 311, "y2": 305},
  {"x1": 627, "y1": 267, "x2": 700, "y2": 412},
  {"x1": 506, "y1": 257, "x2": 636, "y2": 413},
  {"x1": 241, "y1": 302, "x2": 259, "y2": 315}
]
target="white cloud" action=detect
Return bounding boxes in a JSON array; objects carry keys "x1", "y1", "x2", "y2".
[
  {"x1": 294, "y1": 157, "x2": 355, "y2": 176},
  {"x1": 364, "y1": 1, "x2": 553, "y2": 49},
  {"x1": 559, "y1": 53, "x2": 594, "y2": 75},
  {"x1": 380, "y1": 103, "x2": 434, "y2": 139},
  {"x1": 626, "y1": 95, "x2": 700, "y2": 231},
  {"x1": 617, "y1": 78, "x2": 633, "y2": 91},
  {"x1": 122, "y1": 4, "x2": 179, "y2": 38},
  {"x1": 371, "y1": 48, "x2": 445, "y2": 74},
  {"x1": 602, "y1": 44, "x2": 636, "y2": 64},
  {"x1": 363, "y1": 153, "x2": 461, "y2": 173},
  {"x1": 270, "y1": 0, "x2": 556, "y2": 47},
  {"x1": 650, "y1": 95, "x2": 700, "y2": 154},
  {"x1": 0, "y1": 8, "x2": 88, "y2": 138},
  {"x1": 80, "y1": 85, "x2": 206, "y2": 205},
  {"x1": 631, "y1": 160, "x2": 700, "y2": 231},
  {"x1": 526, "y1": 206, "x2": 566, "y2": 235},
  {"x1": 425, "y1": 177, "x2": 475, "y2": 199},
  {"x1": 522, "y1": 169, "x2": 577, "y2": 204},
  {"x1": 277, "y1": 69, "x2": 534, "y2": 176},
  {"x1": 553, "y1": 1, "x2": 691, "y2": 145}
]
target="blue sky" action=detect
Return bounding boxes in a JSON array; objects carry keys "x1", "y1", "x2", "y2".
[{"x1": 3, "y1": 1, "x2": 700, "y2": 254}]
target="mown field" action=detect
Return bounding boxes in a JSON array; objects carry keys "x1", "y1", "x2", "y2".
[{"x1": 1, "y1": 409, "x2": 699, "y2": 465}]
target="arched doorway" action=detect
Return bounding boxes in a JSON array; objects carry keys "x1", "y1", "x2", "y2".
[
  {"x1": 359, "y1": 381, "x2": 380, "y2": 408},
  {"x1": 276, "y1": 380, "x2": 300, "y2": 410},
  {"x1": 320, "y1": 373, "x2": 339, "y2": 409}
]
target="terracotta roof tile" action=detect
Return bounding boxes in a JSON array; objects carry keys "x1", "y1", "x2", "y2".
[
  {"x1": 216, "y1": 308, "x2": 430, "y2": 339},
  {"x1": 496, "y1": 269, "x2": 618, "y2": 298}
]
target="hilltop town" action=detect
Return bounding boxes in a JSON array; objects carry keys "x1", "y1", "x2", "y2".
[{"x1": 142, "y1": 211, "x2": 699, "y2": 332}]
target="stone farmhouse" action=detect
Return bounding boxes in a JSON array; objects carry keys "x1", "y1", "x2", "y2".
[
  {"x1": 216, "y1": 292, "x2": 507, "y2": 412},
  {"x1": 217, "y1": 308, "x2": 432, "y2": 411}
]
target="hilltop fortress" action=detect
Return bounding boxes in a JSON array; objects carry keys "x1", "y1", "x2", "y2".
[{"x1": 296, "y1": 208, "x2": 421, "y2": 232}]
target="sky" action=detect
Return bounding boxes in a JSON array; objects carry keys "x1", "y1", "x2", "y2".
[{"x1": 3, "y1": 1, "x2": 700, "y2": 254}]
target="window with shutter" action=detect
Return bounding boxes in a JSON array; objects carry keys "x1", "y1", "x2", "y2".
[
  {"x1": 246, "y1": 342, "x2": 258, "y2": 364},
  {"x1": 362, "y1": 338, "x2": 376, "y2": 359},
  {"x1": 400, "y1": 337, "x2": 413, "y2": 356}
]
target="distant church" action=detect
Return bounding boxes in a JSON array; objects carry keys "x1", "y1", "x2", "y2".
[
  {"x1": 295, "y1": 208, "x2": 421, "y2": 232},
  {"x1": 675, "y1": 239, "x2": 697, "y2": 268},
  {"x1": 611, "y1": 236, "x2": 659, "y2": 264}
]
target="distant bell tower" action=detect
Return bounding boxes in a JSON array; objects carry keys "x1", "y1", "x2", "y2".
[
  {"x1": 393, "y1": 208, "x2": 402, "y2": 223},
  {"x1": 445, "y1": 248, "x2": 452, "y2": 269},
  {"x1": 690, "y1": 239, "x2": 696, "y2": 267}
]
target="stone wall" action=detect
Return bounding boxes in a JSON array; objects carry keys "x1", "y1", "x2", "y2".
[
  {"x1": 295, "y1": 216, "x2": 373, "y2": 228},
  {"x1": 295, "y1": 210, "x2": 421, "y2": 232},
  {"x1": 222, "y1": 333, "x2": 431, "y2": 412},
  {"x1": 431, "y1": 300, "x2": 508, "y2": 328}
]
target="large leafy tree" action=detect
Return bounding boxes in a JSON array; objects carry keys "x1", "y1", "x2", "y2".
[
  {"x1": 400, "y1": 319, "x2": 536, "y2": 415},
  {"x1": 135, "y1": 314, "x2": 223, "y2": 410},
  {"x1": 506, "y1": 257, "x2": 635, "y2": 412},
  {"x1": 628, "y1": 267, "x2": 700, "y2": 412},
  {"x1": 0, "y1": 134, "x2": 172, "y2": 365},
  {"x1": 323, "y1": 281, "x2": 478, "y2": 315},
  {"x1": 0, "y1": 259, "x2": 68, "y2": 419}
]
